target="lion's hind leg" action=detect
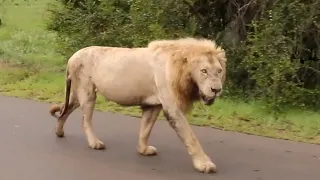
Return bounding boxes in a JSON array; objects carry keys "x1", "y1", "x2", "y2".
[
  {"x1": 137, "y1": 105, "x2": 162, "y2": 156},
  {"x1": 77, "y1": 84, "x2": 105, "y2": 150},
  {"x1": 52, "y1": 92, "x2": 79, "y2": 137}
]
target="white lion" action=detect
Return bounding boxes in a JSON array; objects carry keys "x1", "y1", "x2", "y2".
[{"x1": 49, "y1": 37, "x2": 227, "y2": 173}]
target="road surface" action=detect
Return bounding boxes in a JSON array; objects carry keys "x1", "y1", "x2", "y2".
[{"x1": 0, "y1": 95, "x2": 319, "y2": 180}]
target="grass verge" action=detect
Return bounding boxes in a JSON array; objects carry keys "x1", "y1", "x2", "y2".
[
  {"x1": 1, "y1": 66, "x2": 319, "y2": 145},
  {"x1": 0, "y1": 0, "x2": 319, "y2": 145}
]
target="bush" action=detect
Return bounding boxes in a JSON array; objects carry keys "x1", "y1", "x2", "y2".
[
  {"x1": 242, "y1": 0, "x2": 320, "y2": 112},
  {"x1": 47, "y1": 0, "x2": 196, "y2": 56},
  {"x1": 46, "y1": 0, "x2": 320, "y2": 113}
]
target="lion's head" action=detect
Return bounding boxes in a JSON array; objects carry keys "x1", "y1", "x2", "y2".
[{"x1": 148, "y1": 37, "x2": 227, "y2": 112}]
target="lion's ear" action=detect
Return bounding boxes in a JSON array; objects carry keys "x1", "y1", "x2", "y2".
[
  {"x1": 217, "y1": 49, "x2": 227, "y2": 84},
  {"x1": 218, "y1": 49, "x2": 226, "y2": 61}
]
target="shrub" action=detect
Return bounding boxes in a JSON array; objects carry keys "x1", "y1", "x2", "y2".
[{"x1": 46, "y1": 0, "x2": 320, "y2": 113}]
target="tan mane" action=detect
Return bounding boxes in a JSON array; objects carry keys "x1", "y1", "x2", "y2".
[{"x1": 148, "y1": 37, "x2": 227, "y2": 113}]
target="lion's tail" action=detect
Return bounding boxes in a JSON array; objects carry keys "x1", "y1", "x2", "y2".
[{"x1": 49, "y1": 69, "x2": 72, "y2": 119}]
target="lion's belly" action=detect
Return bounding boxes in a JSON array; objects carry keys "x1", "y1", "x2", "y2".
[{"x1": 91, "y1": 56, "x2": 161, "y2": 106}]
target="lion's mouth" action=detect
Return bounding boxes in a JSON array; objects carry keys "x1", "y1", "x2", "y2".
[{"x1": 200, "y1": 93, "x2": 216, "y2": 106}]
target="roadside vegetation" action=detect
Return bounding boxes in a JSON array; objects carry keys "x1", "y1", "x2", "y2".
[{"x1": 0, "y1": 0, "x2": 319, "y2": 144}]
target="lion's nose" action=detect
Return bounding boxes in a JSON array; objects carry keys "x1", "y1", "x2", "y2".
[{"x1": 211, "y1": 88, "x2": 221, "y2": 94}]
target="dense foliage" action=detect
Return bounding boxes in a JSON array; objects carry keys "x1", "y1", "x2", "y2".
[{"x1": 47, "y1": 0, "x2": 320, "y2": 113}]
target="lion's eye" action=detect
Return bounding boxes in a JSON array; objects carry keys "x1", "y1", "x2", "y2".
[
  {"x1": 201, "y1": 69, "x2": 207, "y2": 74},
  {"x1": 218, "y1": 68, "x2": 222, "y2": 73}
]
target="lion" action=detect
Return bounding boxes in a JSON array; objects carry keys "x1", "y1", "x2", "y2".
[{"x1": 49, "y1": 37, "x2": 227, "y2": 173}]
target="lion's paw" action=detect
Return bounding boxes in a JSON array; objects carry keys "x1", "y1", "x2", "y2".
[
  {"x1": 138, "y1": 145, "x2": 157, "y2": 156},
  {"x1": 88, "y1": 139, "x2": 105, "y2": 150},
  {"x1": 193, "y1": 156, "x2": 217, "y2": 173},
  {"x1": 55, "y1": 129, "x2": 64, "y2": 138}
]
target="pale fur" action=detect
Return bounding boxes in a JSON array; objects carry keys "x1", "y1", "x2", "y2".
[
  {"x1": 49, "y1": 37, "x2": 227, "y2": 173},
  {"x1": 148, "y1": 37, "x2": 226, "y2": 112}
]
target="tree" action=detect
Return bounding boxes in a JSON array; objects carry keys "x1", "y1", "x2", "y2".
[{"x1": 47, "y1": 0, "x2": 320, "y2": 112}]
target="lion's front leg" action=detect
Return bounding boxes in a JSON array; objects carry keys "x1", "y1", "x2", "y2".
[
  {"x1": 163, "y1": 109, "x2": 216, "y2": 173},
  {"x1": 137, "y1": 105, "x2": 162, "y2": 156}
]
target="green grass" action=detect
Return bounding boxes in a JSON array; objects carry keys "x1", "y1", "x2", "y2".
[
  {"x1": 0, "y1": 0, "x2": 319, "y2": 144},
  {"x1": 0, "y1": 0, "x2": 64, "y2": 69}
]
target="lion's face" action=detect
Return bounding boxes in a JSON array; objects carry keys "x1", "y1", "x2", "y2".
[{"x1": 190, "y1": 53, "x2": 224, "y2": 105}]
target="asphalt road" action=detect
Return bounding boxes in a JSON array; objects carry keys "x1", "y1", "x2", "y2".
[{"x1": 0, "y1": 95, "x2": 319, "y2": 180}]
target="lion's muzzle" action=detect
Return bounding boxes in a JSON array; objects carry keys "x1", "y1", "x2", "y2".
[{"x1": 201, "y1": 95, "x2": 216, "y2": 105}]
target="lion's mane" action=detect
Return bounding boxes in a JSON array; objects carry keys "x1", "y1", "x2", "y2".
[{"x1": 148, "y1": 37, "x2": 227, "y2": 113}]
